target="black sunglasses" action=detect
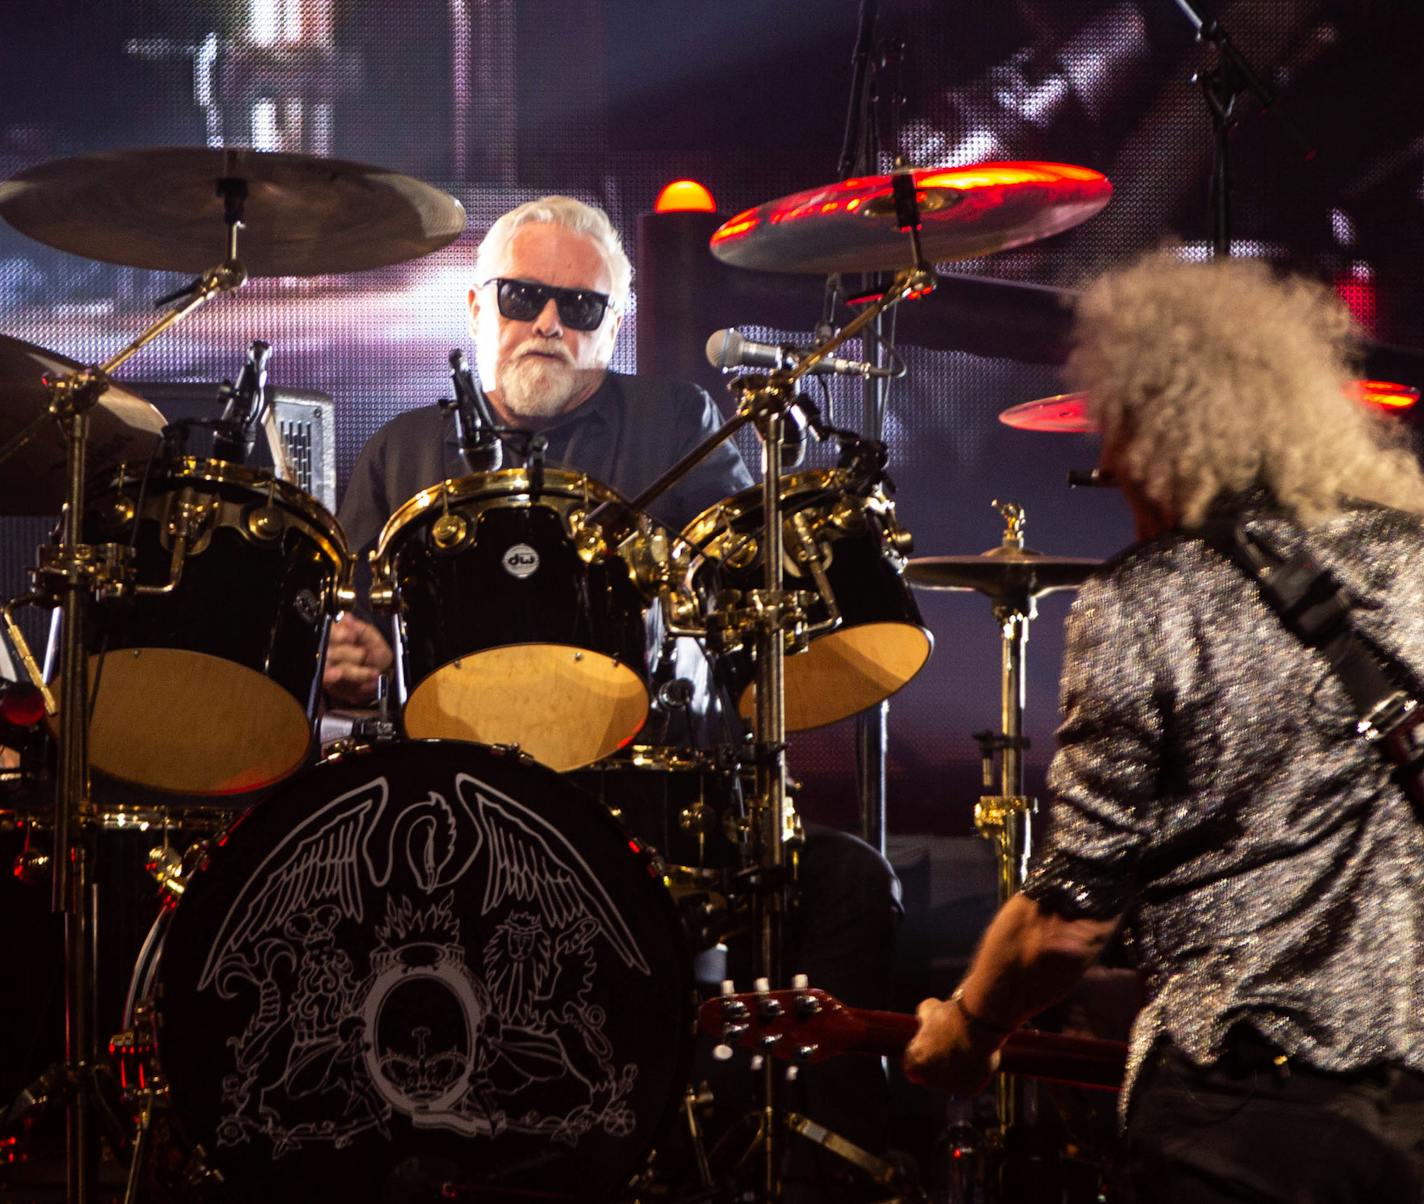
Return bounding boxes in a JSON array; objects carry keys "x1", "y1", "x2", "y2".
[{"x1": 482, "y1": 278, "x2": 612, "y2": 331}]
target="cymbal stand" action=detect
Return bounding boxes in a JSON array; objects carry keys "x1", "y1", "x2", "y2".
[
  {"x1": 733, "y1": 267, "x2": 938, "y2": 1200},
  {"x1": 0, "y1": 256, "x2": 247, "y2": 1204},
  {"x1": 967, "y1": 501, "x2": 1042, "y2": 1194},
  {"x1": 621, "y1": 258, "x2": 933, "y2": 1198}
]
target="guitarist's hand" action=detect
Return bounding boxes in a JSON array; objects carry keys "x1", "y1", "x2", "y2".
[{"x1": 903, "y1": 997, "x2": 1002, "y2": 1094}]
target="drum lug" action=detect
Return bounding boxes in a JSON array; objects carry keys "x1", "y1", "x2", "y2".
[
  {"x1": 245, "y1": 504, "x2": 284, "y2": 542},
  {"x1": 145, "y1": 844, "x2": 188, "y2": 900},
  {"x1": 99, "y1": 494, "x2": 136, "y2": 533},
  {"x1": 431, "y1": 511, "x2": 469, "y2": 550},
  {"x1": 572, "y1": 520, "x2": 605, "y2": 564},
  {"x1": 145, "y1": 838, "x2": 210, "y2": 901}
]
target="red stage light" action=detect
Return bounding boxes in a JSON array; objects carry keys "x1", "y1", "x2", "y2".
[{"x1": 654, "y1": 179, "x2": 717, "y2": 214}]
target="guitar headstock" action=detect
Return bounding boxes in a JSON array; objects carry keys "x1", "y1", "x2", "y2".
[{"x1": 696, "y1": 979, "x2": 855, "y2": 1065}]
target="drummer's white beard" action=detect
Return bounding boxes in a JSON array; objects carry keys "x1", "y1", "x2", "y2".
[{"x1": 496, "y1": 344, "x2": 587, "y2": 418}]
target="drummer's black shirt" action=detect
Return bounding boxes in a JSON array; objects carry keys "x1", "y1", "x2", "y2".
[{"x1": 337, "y1": 371, "x2": 753, "y2": 562}]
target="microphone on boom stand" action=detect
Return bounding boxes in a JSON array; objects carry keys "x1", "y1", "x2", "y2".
[
  {"x1": 447, "y1": 348, "x2": 503, "y2": 473},
  {"x1": 212, "y1": 339, "x2": 273, "y2": 465}
]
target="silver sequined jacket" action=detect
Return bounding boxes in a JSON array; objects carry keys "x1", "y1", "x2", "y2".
[{"x1": 1022, "y1": 500, "x2": 1424, "y2": 1110}]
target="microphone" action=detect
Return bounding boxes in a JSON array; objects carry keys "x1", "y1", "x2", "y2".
[
  {"x1": 705, "y1": 329, "x2": 896, "y2": 379},
  {"x1": 212, "y1": 339, "x2": 272, "y2": 465},
  {"x1": 447, "y1": 349, "x2": 502, "y2": 473}
]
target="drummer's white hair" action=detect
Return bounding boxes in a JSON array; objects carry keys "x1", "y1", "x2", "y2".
[
  {"x1": 1069, "y1": 251, "x2": 1424, "y2": 527},
  {"x1": 476, "y1": 196, "x2": 633, "y2": 310}
]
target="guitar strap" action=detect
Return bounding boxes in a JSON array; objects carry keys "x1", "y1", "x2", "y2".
[{"x1": 1203, "y1": 516, "x2": 1424, "y2": 815}]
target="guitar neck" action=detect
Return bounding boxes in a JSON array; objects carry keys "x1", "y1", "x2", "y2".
[
  {"x1": 805, "y1": 1005, "x2": 1128, "y2": 1092},
  {"x1": 698, "y1": 989, "x2": 1129, "y2": 1092}
]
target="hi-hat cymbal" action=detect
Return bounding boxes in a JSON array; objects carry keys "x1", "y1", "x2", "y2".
[
  {"x1": 0, "y1": 335, "x2": 166, "y2": 515},
  {"x1": 0, "y1": 147, "x2": 466, "y2": 277},
  {"x1": 907, "y1": 546, "x2": 1101, "y2": 600},
  {"x1": 709, "y1": 161, "x2": 1112, "y2": 275}
]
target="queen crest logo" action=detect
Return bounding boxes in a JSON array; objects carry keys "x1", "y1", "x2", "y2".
[
  {"x1": 502, "y1": 543, "x2": 540, "y2": 578},
  {"x1": 197, "y1": 772, "x2": 648, "y2": 1154}
]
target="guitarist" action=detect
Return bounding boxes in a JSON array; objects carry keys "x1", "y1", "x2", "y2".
[{"x1": 905, "y1": 252, "x2": 1424, "y2": 1202}]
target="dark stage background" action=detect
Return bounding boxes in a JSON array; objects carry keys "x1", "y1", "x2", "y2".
[{"x1": 2, "y1": 0, "x2": 1423, "y2": 1107}]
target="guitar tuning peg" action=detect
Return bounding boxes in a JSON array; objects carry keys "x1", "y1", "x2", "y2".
[
  {"x1": 785, "y1": 1065, "x2": 799, "y2": 1083},
  {"x1": 720, "y1": 979, "x2": 736, "y2": 996},
  {"x1": 791, "y1": 973, "x2": 809, "y2": 989},
  {"x1": 750, "y1": 1055, "x2": 765, "y2": 1071},
  {"x1": 759, "y1": 1033, "x2": 780, "y2": 1051},
  {"x1": 757, "y1": 996, "x2": 784, "y2": 1021},
  {"x1": 721, "y1": 998, "x2": 749, "y2": 1022},
  {"x1": 794, "y1": 1044, "x2": 818, "y2": 1063},
  {"x1": 753, "y1": 977, "x2": 770, "y2": 993},
  {"x1": 713, "y1": 1044, "x2": 734, "y2": 1061},
  {"x1": 794, "y1": 992, "x2": 822, "y2": 1019}
]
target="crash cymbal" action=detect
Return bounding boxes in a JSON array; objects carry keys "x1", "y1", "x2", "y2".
[
  {"x1": 907, "y1": 546, "x2": 1102, "y2": 599},
  {"x1": 709, "y1": 161, "x2": 1112, "y2": 275},
  {"x1": 0, "y1": 147, "x2": 466, "y2": 277},
  {"x1": 1000, "y1": 380, "x2": 1420, "y2": 435},
  {"x1": 999, "y1": 392, "x2": 1094, "y2": 433},
  {"x1": 0, "y1": 335, "x2": 165, "y2": 515}
]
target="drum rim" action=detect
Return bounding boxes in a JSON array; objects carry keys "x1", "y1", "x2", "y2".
[
  {"x1": 681, "y1": 466, "x2": 865, "y2": 554},
  {"x1": 102, "y1": 455, "x2": 352, "y2": 567},
  {"x1": 373, "y1": 467, "x2": 628, "y2": 564}
]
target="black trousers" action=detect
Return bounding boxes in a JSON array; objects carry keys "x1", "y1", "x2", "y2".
[{"x1": 1126, "y1": 1036, "x2": 1424, "y2": 1203}]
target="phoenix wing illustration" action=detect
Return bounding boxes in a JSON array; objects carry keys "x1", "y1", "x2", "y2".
[
  {"x1": 456, "y1": 774, "x2": 650, "y2": 975},
  {"x1": 198, "y1": 778, "x2": 389, "y2": 995}
]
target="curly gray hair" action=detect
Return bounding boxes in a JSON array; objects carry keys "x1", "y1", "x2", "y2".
[
  {"x1": 1069, "y1": 251, "x2": 1424, "y2": 527},
  {"x1": 474, "y1": 195, "x2": 632, "y2": 311}
]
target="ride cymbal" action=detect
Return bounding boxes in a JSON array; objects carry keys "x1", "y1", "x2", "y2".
[
  {"x1": 709, "y1": 161, "x2": 1112, "y2": 275},
  {"x1": 0, "y1": 335, "x2": 165, "y2": 515},
  {"x1": 0, "y1": 147, "x2": 466, "y2": 277}
]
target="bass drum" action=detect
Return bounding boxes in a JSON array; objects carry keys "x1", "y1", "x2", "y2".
[{"x1": 126, "y1": 740, "x2": 691, "y2": 1203}]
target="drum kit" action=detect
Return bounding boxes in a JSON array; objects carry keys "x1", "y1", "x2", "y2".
[{"x1": 0, "y1": 146, "x2": 1114, "y2": 1203}]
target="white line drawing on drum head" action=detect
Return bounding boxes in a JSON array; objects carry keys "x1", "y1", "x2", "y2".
[{"x1": 192, "y1": 770, "x2": 651, "y2": 1155}]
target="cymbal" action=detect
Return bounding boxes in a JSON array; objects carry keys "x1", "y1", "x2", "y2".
[
  {"x1": 709, "y1": 161, "x2": 1112, "y2": 275},
  {"x1": 907, "y1": 546, "x2": 1102, "y2": 600},
  {"x1": 999, "y1": 380, "x2": 1420, "y2": 435},
  {"x1": 0, "y1": 335, "x2": 166, "y2": 515},
  {"x1": 0, "y1": 147, "x2": 466, "y2": 277},
  {"x1": 999, "y1": 392, "x2": 1094, "y2": 433}
]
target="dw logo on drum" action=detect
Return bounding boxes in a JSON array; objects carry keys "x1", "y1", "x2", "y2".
[{"x1": 502, "y1": 544, "x2": 540, "y2": 578}]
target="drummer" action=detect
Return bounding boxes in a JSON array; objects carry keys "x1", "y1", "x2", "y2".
[
  {"x1": 327, "y1": 195, "x2": 903, "y2": 1201},
  {"x1": 327, "y1": 193, "x2": 750, "y2": 704}
]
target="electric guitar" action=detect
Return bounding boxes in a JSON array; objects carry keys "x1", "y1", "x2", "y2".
[{"x1": 698, "y1": 986, "x2": 1128, "y2": 1092}]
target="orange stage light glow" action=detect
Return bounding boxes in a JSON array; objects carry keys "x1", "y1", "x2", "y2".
[{"x1": 654, "y1": 179, "x2": 717, "y2": 214}]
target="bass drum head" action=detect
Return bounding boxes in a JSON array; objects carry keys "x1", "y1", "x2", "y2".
[{"x1": 153, "y1": 739, "x2": 691, "y2": 1203}]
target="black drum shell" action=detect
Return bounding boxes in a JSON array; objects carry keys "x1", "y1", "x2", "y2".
[
  {"x1": 684, "y1": 475, "x2": 932, "y2": 730},
  {"x1": 137, "y1": 739, "x2": 691, "y2": 1204},
  {"x1": 85, "y1": 481, "x2": 338, "y2": 705},
  {"x1": 390, "y1": 502, "x2": 649, "y2": 696},
  {"x1": 67, "y1": 459, "x2": 348, "y2": 794}
]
